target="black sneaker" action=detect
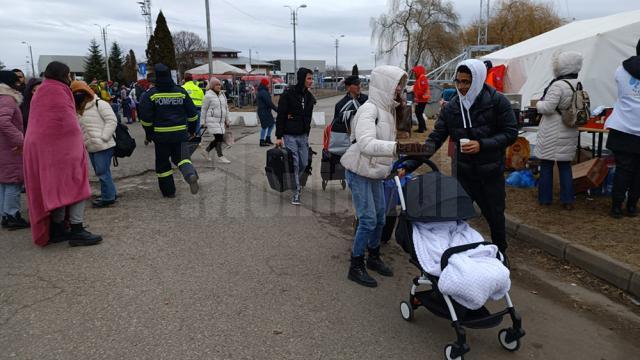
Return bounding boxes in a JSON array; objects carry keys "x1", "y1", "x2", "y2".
[
  {"x1": 291, "y1": 192, "x2": 301, "y2": 205},
  {"x1": 348, "y1": 256, "x2": 377, "y2": 287},
  {"x1": 187, "y1": 174, "x2": 199, "y2": 195},
  {"x1": 5, "y1": 212, "x2": 30, "y2": 230},
  {"x1": 68, "y1": 223, "x2": 102, "y2": 247},
  {"x1": 265, "y1": 138, "x2": 274, "y2": 145},
  {"x1": 259, "y1": 140, "x2": 269, "y2": 147}
]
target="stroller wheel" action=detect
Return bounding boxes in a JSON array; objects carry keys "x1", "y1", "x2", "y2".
[
  {"x1": 400, "y1": 301, "x2": 414, "y2": 321},
  {"x1": 498, "y1": 329, "x2": 521, "y2": 352},
  {"x1": 340, "y1": 179, "x2": 347, "y2": 190},
  {"x1": 444, "y1": 344, "x2": 464, "y2": 360}
]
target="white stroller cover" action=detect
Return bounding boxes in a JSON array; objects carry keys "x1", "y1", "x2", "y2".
[{"x1": 412, "y1": 221, "x2": 511, "y2": 310}]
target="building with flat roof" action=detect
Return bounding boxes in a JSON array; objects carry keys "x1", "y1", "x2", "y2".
[{"x1": 38, "y1": 55, "x2": 86, "y2": 79}]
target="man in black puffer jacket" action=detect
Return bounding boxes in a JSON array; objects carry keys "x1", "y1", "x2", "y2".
[
  {"x1": 275, "y1": 68, "x2": 316, "y2": 205},
  {"x1": 425, "y1": 59, "x2": 517, "y2": 253}
]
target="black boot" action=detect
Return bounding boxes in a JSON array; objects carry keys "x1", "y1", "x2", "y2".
[
  {"x1": 348, "y1": 256, "x2": 377, "y2": 287},
  {"x1": 627, "y1": 198, "x2": 638, "y2": 217},
  {"x1": 5, "y1": 212, "x2": 30, "y2": 230},
  {"x1": 366, "y1": 247, "x2": 394, "y2": 277},
  {"x1": 259, "y1": 139, "x2": 268, "y2": 147},
  {"x1": 68, "y1": 223, "x2": 102, "y2": 247},
  {"x1": 49, "y1": 221, "x2": 70, "y2": 244},
  {"x1": 1, "y1": 216, "x2": 7, "y2": 228},
  {"x1": 265, "y1": 138, "x2": 274, "y2": 145},
  {"x1": 610, "y1": 204, "x2": 624, "y2": 219}
]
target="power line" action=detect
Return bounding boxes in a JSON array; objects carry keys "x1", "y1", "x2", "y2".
[{"x1": 219, "y1": 0, "x2": 289, "y2": 30}]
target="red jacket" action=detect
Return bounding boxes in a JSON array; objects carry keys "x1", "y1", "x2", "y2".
[{"x1": 412, "y1": 65, "x2": 431, "y2": 103}]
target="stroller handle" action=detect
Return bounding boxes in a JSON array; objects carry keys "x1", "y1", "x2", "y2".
[{"x1": 392, "y1": 155, "x2": 439, "y2": 173}]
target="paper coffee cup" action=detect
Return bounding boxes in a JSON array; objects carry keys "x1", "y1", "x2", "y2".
[{"x1": 460, "y1": 138, "x2": 470, "y2": 145}]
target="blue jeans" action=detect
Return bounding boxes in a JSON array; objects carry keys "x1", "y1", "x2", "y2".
[
  {"x1": 538, "y1": 160, "x2": 574, "y2": 204},
  {"x1": 284, "y1": 134, "x2": 309, "y2": 192},
  {"x1": 89, "y1": 147, "x2": 117, "y2": 201},
  {"x1": 0, "y1": 183, "x2": 21, "y2": 217},
  {"x1": 260, "y1": 126, "x2": 274, "y2": 140},
  {"x1": 346, "y1": 170, "x2": 386, "y2": 257}
]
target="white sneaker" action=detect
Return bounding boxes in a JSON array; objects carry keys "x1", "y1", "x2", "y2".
[
  {"x1": 200, "y1": 146, "x2": 212, "y2": 161},
  {"x1": 217, "y1": 156, "x2": 231, "y2": 164}
]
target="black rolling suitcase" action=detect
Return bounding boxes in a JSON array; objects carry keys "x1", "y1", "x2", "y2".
[
  {"x1": 265, "y1": 147, "x2": 296, "y2": 192},
  {"x1": 320, "y1": 149, "x2": 346, "y2": 190}
]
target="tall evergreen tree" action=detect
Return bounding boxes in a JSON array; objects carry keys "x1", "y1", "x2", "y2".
[
  {"x1": 145, "y1": 11, "x2": 176, "y2": 69},
  {"x1": 123, "y1": 49, "x2": 138, "y2": 85},
  {"x1": 84, "y1": 38, "x2": 107, "y2": 81},
  {"x1": 352, "y1": 64, "x2": 359, "y2": 76},
  {"x1": 109, "y1": 41, "x2": 125, "y2": 84}
]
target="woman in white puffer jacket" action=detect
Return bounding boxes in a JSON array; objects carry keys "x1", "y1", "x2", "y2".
[
  {"x1": 535, "y1": 51, "x2": 584, "y2": 210},
  {"x1": 341, "y1": 65, "x2": 430, "y2": 288},
  {"x1": 200, "y1": 77, "x2": 231, "y2": 163},
  {"x1": 71, "y1": 80, "x2": 118, "y2": 208}
]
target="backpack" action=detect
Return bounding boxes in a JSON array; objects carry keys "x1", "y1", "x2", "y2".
[
  {"x1": 325, "y1": 98, "x2": 362, "y2": 155},
  {"x1": 559, "y1": 80, "x2": 590, "y2": 128},
  {"x1": 112, "y1": 123, "x2": 136, "y2": 166},
  {"x1": 95, "y1": 100, "x2": 137, "y2": 166}
]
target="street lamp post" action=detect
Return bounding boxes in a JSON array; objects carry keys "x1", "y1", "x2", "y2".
[
  {"x1": 332, "y1": 35, "x2": 344, "y2": 91},
  {"x1": 205, "y1": 0, "x2": 213, "y2": 77},
  {"x1": 21, "y1": 41, "x2": 35, "y2": 77},
  {"x1": 94, "y1": 24, "x2": 111, "y2": 82},
  {"x1": 284, "y1": 4, "x2": 307, "y2": 82}
]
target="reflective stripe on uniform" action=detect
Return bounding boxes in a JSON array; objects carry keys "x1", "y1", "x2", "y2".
[
  {"x1": 154, "y1": 125, "x2": 187, "y2": 132},
  {"x1": 157, "y1": 170, "x2": 174, "y2": 178},
  {"x1": 150, "y1": 93, "x2": 186, "y2": 100},
  {"x1": 140, "y1": 120, "x2": 153, "y2": 127},
  {"x1": 187, "y1": 115, "x2": 198, "y2": 122},
  {"x1": 178, "y1": 159, "x2": 192, "y2": 167}
]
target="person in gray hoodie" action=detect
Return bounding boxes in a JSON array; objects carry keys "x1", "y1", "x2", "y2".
[{"x1": 605, "y1": 38, "x2": 640, "y2": 218}]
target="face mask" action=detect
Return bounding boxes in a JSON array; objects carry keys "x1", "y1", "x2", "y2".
[{"x1": 74, "y1": 92, "x2": 87, "y2": 107}]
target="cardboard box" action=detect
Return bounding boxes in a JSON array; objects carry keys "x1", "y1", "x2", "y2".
[{"x1": 572, "y1": 158, "x2": 608, "y2": 194}]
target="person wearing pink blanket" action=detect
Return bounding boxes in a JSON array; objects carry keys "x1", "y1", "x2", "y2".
[{"x1": 23, "y1": 61, "x2": 102, "y2": 247}]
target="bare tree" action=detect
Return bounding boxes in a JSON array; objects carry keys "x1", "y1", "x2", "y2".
[
  {"x1": 173, "y1": 31, "x2": 206, "y2": 76},
  {"x1": 463, "y1": 0, "x2": 564, "y2": 47},
  {"x1": 371, "y1": 0, "x2": 461, "y2": 71}
]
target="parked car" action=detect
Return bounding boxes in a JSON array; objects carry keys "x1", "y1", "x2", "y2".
[{"x1": 273, "y1": 83, "x2": 288, "y2": 95}]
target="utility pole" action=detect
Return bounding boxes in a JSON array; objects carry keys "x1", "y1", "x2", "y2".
[
  {"x1": 94, "y1": 24, "x2": 112, "y2": 82},
  {"x1": 332, "y1": 35, "x2": 344, "y2": 90},
  {"x1": 138, "y1": 0, "x2": 153, "y2": 42},
  {"x1": 205, "y1": 0, "x2": 213, "y2": 77},
  {"x1": 21, "y1": 41, "x2": 35, "y2": 77},
  {"x1": 477, "y1": 0, "x2": 490, "y2": 46}
]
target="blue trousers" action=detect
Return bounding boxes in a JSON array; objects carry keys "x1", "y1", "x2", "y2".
[
  {"x1": 89, "y1": 147, "x2": 117, "y2": 201},
  {"x1": 260, "y1": 126, "x2": 274, "y2": 141},
  {"x1": 538, "y1": 160, "x2": 574, "y2": 204},
  {"x1": 0, "y1": 183, "x2": 21, "y2": 217},
  {"x1": 346, "y1": 170, "x2": 386, "y2": 257}
]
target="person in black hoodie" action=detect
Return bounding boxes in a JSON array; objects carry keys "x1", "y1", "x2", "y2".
[
  {"x1": 605, "y1": 38, "x2": 640, "y2": 218},
  {"x1": 275, "y1": 68, "x2": 316, "y2": 205},
  {"x1": 332, "y1": 75, "x2": 368, "y2": 132}
]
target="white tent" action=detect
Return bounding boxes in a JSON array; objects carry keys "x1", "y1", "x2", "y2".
[
  {"x1": 186, "y1": 61, "x2": 247, "y2": 75},
  {"x1": 483, "y1": 10, "x2": 640, "y2": 109}
]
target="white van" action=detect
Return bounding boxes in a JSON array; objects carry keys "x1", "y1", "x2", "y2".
[{"x1": 273, "y1": 83, "x2": 288, "y2": 95}]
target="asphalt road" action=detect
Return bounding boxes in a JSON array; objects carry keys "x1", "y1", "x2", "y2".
[{"x1": 1, "y1": 96, "x2": 639, "y2": 359}]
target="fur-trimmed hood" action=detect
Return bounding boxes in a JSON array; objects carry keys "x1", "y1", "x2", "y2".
[
  {"x1": 0, "y1": 83, "x2": 23, "y2": 105},
  {"x1": 552, "y1": 51, "x2": 583, "y2": 77}
]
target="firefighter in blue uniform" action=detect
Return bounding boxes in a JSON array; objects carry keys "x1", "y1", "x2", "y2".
[{"x1": 138, "y1": 64, "x2": 200, "y2": 197}]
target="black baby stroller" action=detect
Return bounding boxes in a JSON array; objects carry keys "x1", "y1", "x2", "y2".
[
  {"x1": 320, "y1": 150, "x2": 347, "y2": 191},
  {"x1": 392, "y1": 157, "x2": 525, "y2": 360}
]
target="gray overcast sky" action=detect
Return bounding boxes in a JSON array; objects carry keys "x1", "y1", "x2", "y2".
[{"x1": 1, "y1": 0, "x2": 638, "y2": 74}]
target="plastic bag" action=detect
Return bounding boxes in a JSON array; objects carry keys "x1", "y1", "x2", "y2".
[
  {"x1": 506, "y1": 169, "x2": 536, "y2": 188},
  {"x1": 223, "y1": 131, "x2": 234, "y2": 147}
]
